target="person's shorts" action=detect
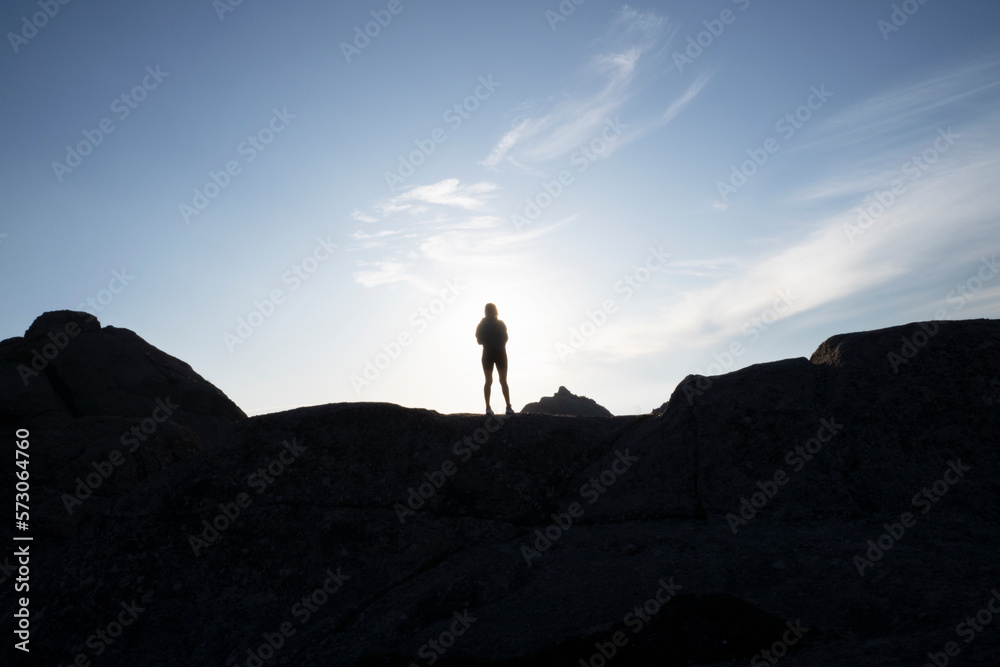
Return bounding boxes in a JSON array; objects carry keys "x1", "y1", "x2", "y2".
[{"x1": 482, "y1": 346, "x2": 508, "y2": 373}]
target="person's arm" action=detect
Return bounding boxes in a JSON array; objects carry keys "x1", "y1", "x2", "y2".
[{"x1": 475, "y1": 320, "x2": 484, "y2": 345}]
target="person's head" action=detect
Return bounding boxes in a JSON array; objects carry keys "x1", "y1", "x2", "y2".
[{"x1": 484, "y1": 303, "x2": 498, "y2": 318}]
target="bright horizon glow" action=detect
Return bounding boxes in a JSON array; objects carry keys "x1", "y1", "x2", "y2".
[{"x1": 2, "y1": 1, "x2": 999, "y2": 416}]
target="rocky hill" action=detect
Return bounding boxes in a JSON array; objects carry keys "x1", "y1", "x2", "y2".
[
  {"x1": 2, "y1": 314, "x2": 999, "y2": 666},
  {"x1": 0, "y1": 310, "x2": 246, "y2": 538},
  {"x1": 519, "y1": 385, "x2": 613, "y2": 417}
]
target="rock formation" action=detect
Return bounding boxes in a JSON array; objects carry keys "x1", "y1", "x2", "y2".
[
  {"x1": 520, "y1": 385, "x2": 613, "y2": 417},
  {"x1": 0, "y1": 310, "x2": 246, "y2": 536},
  {"x1": 2, "y1": 314, "x2": 999, "y2": 666}
]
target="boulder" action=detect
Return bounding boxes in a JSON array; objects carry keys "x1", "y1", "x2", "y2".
[
  {"x1": 520, "y1": 386, "x2": 613, "y2": 417},
  {"x1": 0, "y1": 310, "x2": 247, "y2": 537}
]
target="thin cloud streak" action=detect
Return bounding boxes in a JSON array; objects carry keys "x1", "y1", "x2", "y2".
[
  {"x1": 591, "y1": 105, "x2": 1000, "y2": 363},
  {"x1": 346, "y1": 177, "x2": 571, "y2": 289},
  {"x1": 352, "y1": 261, "x2": 415, "y2": 288},
  {"x1": 480, "y1": 6, "x2": 675, "y2": 170},
  {"x1": 662, "y1": 74, "x2": 709, "y2": 124},
  {"x1": 400, "y1": 179, "x2": 498, "y2": 210},
  {"x1": 794, "y1": 56, "x2": 1000, "y2": 156}
]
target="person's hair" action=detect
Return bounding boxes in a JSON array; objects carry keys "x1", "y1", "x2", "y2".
[{"x1": 484, "y1": 303, "x2": 498, "y2": 318}]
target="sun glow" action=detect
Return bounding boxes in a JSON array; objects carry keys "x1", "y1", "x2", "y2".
[{"x1": 394, "y1": 270, "x2": 565, "y2": 414}]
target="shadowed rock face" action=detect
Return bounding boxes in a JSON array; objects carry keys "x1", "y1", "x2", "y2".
[
  {"x1": 520, "y1": 386, "x2": 613, "y2": 417},
  {"x1": 0, "y1": 310, "x2": 246, "y2": 536},
  {"x1": 1, "y1": 310, "x2": 245, "y2": 428},
  {"x1": 2, "y1": 316, "x2": 999, "y2": 666}
]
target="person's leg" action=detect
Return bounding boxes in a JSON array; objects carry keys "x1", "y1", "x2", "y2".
[
  {"x1": 498, "y1": 360, "x2": 511, "y2": 410},
  {"x1": 482, "y1": 353, "x2": 494, "y2": 411}
]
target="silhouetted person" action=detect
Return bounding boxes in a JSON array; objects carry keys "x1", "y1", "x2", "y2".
[{"x1": 476, "y1": 303, "x2": 512, "y2": 415}]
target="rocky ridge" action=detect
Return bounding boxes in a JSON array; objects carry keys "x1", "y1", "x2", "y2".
[{"x1": 1, "y1": 314, "x2": 999, "y2": 666}]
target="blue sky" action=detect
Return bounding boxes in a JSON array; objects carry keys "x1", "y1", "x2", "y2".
[{"x1": 2, "y1": 0, "x2": 999, "y2": 416}]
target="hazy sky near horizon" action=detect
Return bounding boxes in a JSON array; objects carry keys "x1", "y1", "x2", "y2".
[{"x1": 3, "y1": 0, "x2": 999, "y2": 416}]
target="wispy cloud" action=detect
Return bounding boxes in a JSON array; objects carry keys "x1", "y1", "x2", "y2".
[
  {"x1": 345, "y1": 8, "x2": 709, "y2": 295},
  {"x1": 352, "y1": 260, "x2": 415, "y2": 288},
  {"x1": 787, "y1": 56, "x2": 1000, "y2": 209},
  {"x1": 350, "y1": 208, "x2": 378, "y2": 223},
  {"x1": 350, "y1": 229, "x2": 399, "y2": 241},
  {"x1": 661, "y1": 74, "x2": 709, "y2": 124},
  {"x1": 399, "y1": 179, "x2": 497, "y2": 209},
  {"x1": 792, "y1": 55, "x2": 1000, "y2": 161},
  {"x1": 412, "y1": 215, "x2": 574, "y2": 275},
  {"x1": 591, "y1": 57, "x2": 1000, "y2": 362},
  {"x1": 346, "y1": 178, "x2": 539, "y2": 289},
  {"x1": 480, "y1": 119, "x2": 531, "y2": 169},
  {"x1": 481, "y1": 7, "x2": 698, "y2": 170},
  {"x1": 360, "y1": 178, "x2": 500, "y2": 221}
]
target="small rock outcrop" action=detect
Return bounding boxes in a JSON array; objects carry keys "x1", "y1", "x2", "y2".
[{"x1": 520, "y1": 385, "x2": 613, "y2": 417}]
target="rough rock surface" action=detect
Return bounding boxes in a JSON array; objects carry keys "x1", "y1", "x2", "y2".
[
  {"x1": 520, "y1": 385, "x2": 613, "y2": 417},
  {"x1": 2, "y1": 317, "x2": 1000, "y2": 666},
  {"x1": 0, "y1": 310, "x2": 247, "y2": 536},
  {"x1": 0, "y1": 310, "x2": 245, "y2": 429}
]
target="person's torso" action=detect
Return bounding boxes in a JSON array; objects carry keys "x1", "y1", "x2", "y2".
[{"x1": 479, "y1": 318, "x2": 506, "y2": 349}]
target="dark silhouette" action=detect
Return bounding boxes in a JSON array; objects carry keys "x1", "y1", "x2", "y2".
[
  {"x1": 521, "y1": 386, "x2": 613, "y2": 417},
  {"x1": 5, "y1": 311, "x2": 1000, "y2": 665},
  {"x1": 475, "y1": 302, "x2": 512, "y2": 415}
]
